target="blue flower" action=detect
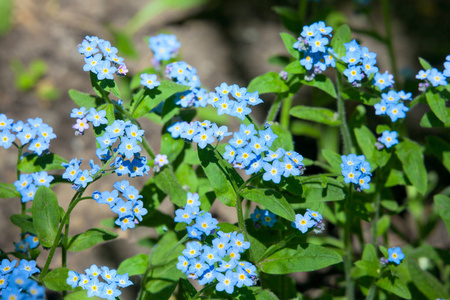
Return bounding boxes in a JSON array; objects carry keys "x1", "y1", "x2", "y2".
[
  {"x1": 245, "y1": 156, "x2": 263, "y2": 175},
  {"x1": 115, "y1": 215, "x2": 135, "y2": 231},
  {"x1": 118, "y1": 137, "x2": 141, "y2": 159},
  {"x1": 388, "y1": 247, "x2": 405, "y2": 265},
  {"x1": 374, "y1": 100, "x2": 388, "y2": 115},
  {"x1": 382, "y1": 91, "x2": 400, "y2": 104},
  {"x1": 168, "y1": 122, "x2": 185, "y2": 138},
  {"x1": 293, "y1": 214, "x2": 316, "y2": 233},
  {"x1": 387, "y1": 103, "x2": 408, "y2": 122},
  {"x1": 132, "y1": 200, "x2": 148, "y2": 221},
  {"x1": 230, "y1": 233, "x2": 250, "y2": 252},
  {"x1": 230, "y1": 101, "x2": 251, "y2": 120},
  {"x1": 229, "y1": 132, "x2": 248, "y2": 149},
  {"x1": 234, "y1": 268, "x2": 253, "y2": 288},
  {"x1": 373, "y1": 72, "x2": 393, "y2": 90},
  {"x1": 74, "y1": 170, "x2": 93, "y2": 188},
  {"x1": 0, "y1": 114, "x2": 14, "y2": 130},
  {"x1": 305, "y1": 209, "x2": 322, "y2": 222},
  {"x1": 177, "y1": 255, "x2": 190, "y2": 273},
  {"x1": 78, "y1": 40, "x2": 99, "y2": 56},
  {"x1": 98, "y1": 190, "x2": 119, "y2": 207},
  {"x1": 310, "y1": 34, "x2": 329, "y2": 53},
  {"x1": 246, "y1": 91, "x2": 263, "y2": 106},
  {"x1": 260, "y1": 210, "x2": 278, "y2": 227},
  {"x1": 32, "y1": 171, "x2": 54, "y2": 187},
  {"x1": 83, "y1": 53, "x2": 103, "y2": 73},
  {"x1": 86, "y1": 108, "x2": 108, "y2": 127},
  {"x1": 16, "y1": 126, "x2": 36, "y2": 145},
  {"x1": 0, "y1": 130, "x2": 15, "y2": 149},
  {"x1": 342, "y1": 51, "x2": 361, "y2": 65},
  {"x1": 100, "y1": 283, "x2": 122, "y2": 300},
  {"x1": 262, "y1": 161, "x2": 283, "y2": 184},
  {"x1": 194, "y1": 212, "x2": 218, "y2": 235},
  {"x1": 0, "y1": 259, "x2": 16, "y2": 274},
  {"x1": 85, "y1": 277, "x2": 104, "y2": 297},
  {"x1": 379, "y1": 130, "x2": 398, "y2": 148},
  {"x1": 223, "y1": 145, "x2": 237, "y2": 163},
  {"x1": 193, "y1": 128, "x2": 215, "y2": 149},
  {"x1": 342, "y1": 166, "x2": 361, "y2": 184},
  {"x1": 216, "y1": 270, "x2": 237, "y2": 294},
  {"x1": 95, "y1": 60, "x2": 117, "y2": 80},
  {"x1": 343, "y1": 66, "x2": 362, "y2": 83},
  {"x1": 427, "y1": 68, "x2": 447, "y2": 86},
  {"x1": 182, "y1": 242, "x2": 202, "y2": 259},
  {"x1": 357, "y1": 175, "x2": 371, "y2": 190},
  {"x1": 116, "y1": 273, "x2": 133, "y2": 288},
  {"x1": 140, "y1": 73, "x2": 161, "y2": 89},
  {"x1": 259, "y1": 127, "x2": 278, "y2": 147},
  {"x1": 416, "y1": 69, "x2": 430, "y2": 80}
]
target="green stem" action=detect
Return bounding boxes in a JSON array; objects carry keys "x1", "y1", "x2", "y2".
[
  {"x1": 336, "y1": 72, "x2": 354, "y2": 155},
  {"x1": 265, "y1": 94, "x2": 284, "y2": 124},
  {"x1": 344, "y1": 185, "x2": 355, "y2": 300},
  {"x1": 381, "y1": 0, "x2": 398, "y2": 87},
  {"x1": 280, "y1": 94, "x2": 293, "y2": 129},
  {"x1": 372, "y1": 170, "x2": 383, "y2": 245},
  {"x1": 140, "y1": 135, "x2": 156, "y2": 159},
  {"x1": 39, "y1": 191, "x2": 83, "y2": 280},
  {"x1": 130, "y1": 91, "x2": 146, "y2": 117},
  {"x1": 192, "y1": 282, "x2": 217, "y2": 300}
]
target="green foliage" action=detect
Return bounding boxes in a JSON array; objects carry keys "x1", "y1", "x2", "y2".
[
  {"x1": 117, "y1": 253, "x2": 149, "y2": 276},
  {"x1": 31, "y1": 186, "x2": 60, "y2": 248},
  {"x1": 258, "y1": 243, "x2": 342, "y2": 274},
  {"x1": 290, "y1": 105, "x2": 340, "y2": 126},
  {"x1": 43, "y1": 267, "x2": 74, "y2": 291},
  {"x1": 395, "y1": 139, "x2": 428, "y2": 195},
  {"x1": 0, "y1": 182, "x2": 20, "y2": 198},
  {"x1": 247, "y1": 72, "x2": 289, "y2": 94},
  {"x1": 18, "y1": 153, "x2": 67, "y2": 173},
  {"x1": 67, "y1": 228, "x2": 118, "y2": 252}
]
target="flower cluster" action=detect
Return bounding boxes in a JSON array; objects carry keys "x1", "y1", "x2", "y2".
[
  {"x1": 0, "y1": 259, "x2": 44, "y2": 299},
  {"x1": 148, "y1": 33, "x2": 181, "y2": 63},
  {"x1": 168, "y1": 120, "x2": 227, "y2": 149},
  {"x1": 79, "y1": 35, "x2": 128, "y2": 79},
  {"x1": 66, "y1": 265, "x2": 132, "y2": 299},
  {"x1": 293, "y1": 21, "x2": 336, "y2": 77},
  {"x1": 165, "y1": 61, "x2": 209, "y2": 108},
  {"x1": 0, "y1": 114, "x2": 56, "y2": 156},
  {"x1": 416, "y1": 55, "x2": 449, "y2": 90},
  {"x1": 14, "y1": 171, "x2": 54, "y2": 203},
  {"x1": 92, "y1": 180, "x2": 147, "y2": 231},
  {"x1": 175, "y1": 193, "x2": 257, "y2": 294},
  {"x1": 292, "y1": 209, "x2": 324, "y2": 234},
  {"x1": 340, "y1": 154, "x2": 372, "y2": 191},
  {"x1": 374, "y1": 90, "x2": 411, "y2": 122},
  {"x1": 250, "y1": 208, "x2": 278, "y2": 228},
  {"x1": 62, "y1": 158, "x2": 100, "y2": 190},
  {"x1": 224, "y1": 124, "x2": 305, "y2": 183},
  {"x1": 70, "y1": 107, "x2": 108, "y2": 135},
  {"x1": 14, "y1": 234, "x2": 40, "y2": 253},
  {"x1": 95, "y1": 120, "x2": 149, "y2": 178},
  {"x1": 377, "y1": 130, "x2": 399, "y2": 149},
  {"x1": 208, "y1": 82, "x2": 263, "y2": 120}
]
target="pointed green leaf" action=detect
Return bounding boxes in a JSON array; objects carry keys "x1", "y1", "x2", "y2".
[
  {"x1": 154, "y1": 167, "x2": 186, "y2": 207},
  {"x1": 247, "y1": 71, "x2": 289, "y2": 94},
  {"x1": 64, "y1": 290, "x2": 95, "y2": 300},
  {"x1": 395, "y1": 139, "x2": 427, "y2": 195},
  {"x1": 407, "y1": 258, "x2": 449, "y2": 299},
  {"x1": 131, "y1": 81, "x2": 190, "y2": 118},
  {"x1": 301, "y1": 178, "x2": 346, "y2": 202},
  {"x1": 321, "y1": 149, "x2": 342, "y2": 173},
  {"x1": 259, "y1": 243, "x2": 342, "y2": 274},
  {"x1": 198, "y1": 145, "x2": 244, "y2": 207},
  {"x1": 0, "y1": 183, "x2": 20, "y2": 198},
  {"x1": 18, "y1": 153, "x2": 68, "y2": 173},
  {"x1": 418, "y1": 57, "x2": 432, "y2": 70},
  {"x1": 331, "y1": 24, "x2": 351, "y2": 58},
  {"x1": 354, "y1": 125, "x2": 376, "y2": 160},
  {"x1": 420, "y1": 108, "x2": 450, "y2": 128},
  {"x1": 341, "y1": 87, "x2": 380, "y2": 105},
  {"x1": 240, "y1": 187, "x2": 295, "y2": 221},
  {"x1": 300, "y1": 74, "x2": 337, "y2": 98},
  {"x1": 284, "y1": 60, "x2": 306, "y2": 74},
  {"x1": 43, "y1": 267, "x2": 73, "y2": 291},
  {"x1": 32, "y1": 186, "x2": 60, "y2": 247},
  {"x1": 434, "y1": 194, "x2": 450, "y2": 235},
  {"x1": 270, "y1": 123, "x2": 294, "y2": 151},
  {"x1": 10, "y1": 214, "x2": 36, "y2": 234},
  {"x1": 280, "y1": 32, "x2": 300, "y2": 59},
  {"x1": 290, "y1": 105, "x2": 340, "y2": 126},
  {"x1": 376, "y1": 276, "x2": 411, "y2": 299},
  {"x1": 178, "y1": 278, "x2": 197, "y2": 300},
  {"x1": 160, "y1": 133, "x2": 185, "y2": 163},
  {"x1": 426, "y1": 136, "x2": 450, "y2": 173},
  {"x1": 68, "y1": 89, "x2": 104, "y2": 109},
  {"x1": 426, "y1": 91, "x2": 448, "y2": 123},
  {"x1": 117, "y1": 253, "x2": 149, "y2": 276},
  {"x1": 256, "y1": 289, "x2": 280, "y2": 300},
  {"x1": 67, "y1": 228, "x2": 118, "y2": 252}
]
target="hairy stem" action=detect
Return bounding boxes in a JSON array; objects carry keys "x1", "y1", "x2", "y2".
[
  {"x1": 336, "y1": 72, "x2": 354, "y2": 155},
  {"x1": 280, "y1": 94, "x2": 293, "y2": 129},
  {"x1": 344, "y1": 185, "x2": 355, "y2": 300}
]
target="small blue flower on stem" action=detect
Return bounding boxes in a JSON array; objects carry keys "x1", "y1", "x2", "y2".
[{"x1": 388, "y1": 247, "x2": 405, "y2": 265}]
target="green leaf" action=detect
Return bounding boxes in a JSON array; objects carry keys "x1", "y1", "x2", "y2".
[
  {"x1": 256, "y1": 289, "x2": 280, "y2": 300},
  {"x1": 43, "y1": 267, "x2": 73, "y2": 291},
  {"x1": 0, "y1": 182, "x2": 20, "y2": 198},
  {"x1": 376, "y1": 215, "x2": 390, "y2": 237},
  {"x1": 284, "y1": 60, "x2": 306, "y2": 74},
  {"x1": 426, "y1": 91, "x2": 448, "y2": 123},
  {"x1": 18, "y1": 153, "x2": 68, "y2": 173},
  {"x1": 68, "y1": 89, "x2": 104, "y2": 109},
  {"x1": 385, "y1": 168, "x2": 409, "y2": 187},
  {"x1": 418, "y1": 57, "x2": 432, "y2": 70},
  {"x1": 290, "y1": 105, "x2": 340, "y2": 126},
  {"x1": 407, "y1": 259, "x2": 449, "y2": 299},
  {"x1": 178, "y1": 278, "x2": 197, "y2": 300},
  {"x1": 259, "y1": 243, "x2": 342, "y2": 274},
  {"x1": 240, "y1": 187, "x2": 295, "y2": 221},
  {"x1": 331, "y1": 24, "x2": 351, "y2": 58},
  {"x1": 434, "y1": 194, "x2": 450, "y2": 235},
  {"x1": 426, "y1": 135, "x2": 450, "y2": 173},
  {"x1": 322, "y1": 149, "x2": 342, "y2": 173},
  {"x1": 32, "y1": 186, "x2": 60, "y2": 247},
  {"x1": 280, "y1": 32, "x2": 300, "y2": 59},
  {"x1": 131, "y1": 81, "x2": 190, "y2": 118},
  {"x1": 341, "y1": 87, "x2": 380, "y2": 105},
  {"x1": 175, "y1": 163, "x2": 198, "y2": 192},
  {"x1": 301, "y1": 178, "x2": 346, "y2": 202},
  {"x1": 420, "y1": 109, "x2": 450, "y2": 128},
  {"x1": 110, "y1": 28, "x2": 139, "y2": 59},
  {"x1": 354, "y1": 125, "x2": 376, "y2": 160},
  {"x1": 270, "y1": 123, "x2": 294, "y2": 151},
  {"x1": 64, "y1": 290, "x2": 97, "y2": 300},
  {"x1": 247, "y1": 72, "x2": 289, "y2": 94},
  {"x1": 395, "y1": 138, "x2": 427, "y2": 195},
  {"x1": 160, "y1": 133, "x2": 185, "y2": 163},
  {"x1": 10, "y1": 214, "x2": 36, "y2": 234},
  {"x1": 154, "y1": 167, "x2": 186, "y2": 207},
  {"x1": 117, "y1": 253, "x2": 149, "y2": 276},
  {"x1": 354, "y1": 260, "x2": 380, "y2": 278},
  {"x1": 198, "y1": 145, "x2": 244, "y2": 207},
  {"x1": 300, "y1": 74, "x2": 337, "y2": 98},
  {"x1": 376, "y1": 276, "x2": 411, "y2": 299},
  {"x1": 67, "y1": 228, "x2": 118, "y2": 252}
]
